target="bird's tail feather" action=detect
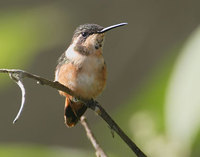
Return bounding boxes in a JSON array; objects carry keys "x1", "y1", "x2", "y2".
[{"x1": 64, "y1": 97, "x2": 87, "y2": 127}]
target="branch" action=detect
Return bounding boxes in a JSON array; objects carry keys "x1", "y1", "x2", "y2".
[
  {"x1": 87, "y1": 99, "x2": 147, "y2": 157},
  {"x1": 0, "y1": 69, "x2": 147, "y2": 157},
  {"x1": 80, "y1": 116, "x2": 107, "y2": 157}
]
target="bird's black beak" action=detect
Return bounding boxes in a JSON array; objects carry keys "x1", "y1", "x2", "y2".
[{"x1": 98, "y1": 22, "x2": 128, "y2": 34}]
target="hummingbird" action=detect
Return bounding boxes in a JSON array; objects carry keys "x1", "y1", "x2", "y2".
[{"x1": 55, "y1": 23, "x2": 127, "y2": 127}]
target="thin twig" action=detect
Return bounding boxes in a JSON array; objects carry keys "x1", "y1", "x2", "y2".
[
  {"x1": 0, "y1": 69, "x2": 147, "y2": 157},
  {"x1": 9, "y1": 72, "x2": 26, "y2": 123},
  {"x1": 80, "y1": 116, "x2": 107, "y2": 157}
]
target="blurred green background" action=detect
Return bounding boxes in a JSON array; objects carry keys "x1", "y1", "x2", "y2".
[{"x1": 0, "y1": 0, "x2": 200, "y2": 157}]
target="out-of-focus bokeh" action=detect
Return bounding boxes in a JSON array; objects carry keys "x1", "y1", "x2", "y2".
[{"x1": 0, "y1": 1, "x2": 200, "y2": 157}]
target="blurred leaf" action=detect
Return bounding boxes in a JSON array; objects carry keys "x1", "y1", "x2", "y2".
[{"x1": 165, "y1": 26, "x2": 200, "y2": 156}]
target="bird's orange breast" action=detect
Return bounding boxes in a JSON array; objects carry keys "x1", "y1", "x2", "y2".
[{"x1": 56, "y1": 54, "x2": 106, "y2": 100}]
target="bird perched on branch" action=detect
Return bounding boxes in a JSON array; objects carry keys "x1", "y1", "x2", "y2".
[{"x1": 55, "y1": 23, "x2": 127, "y2": 127}]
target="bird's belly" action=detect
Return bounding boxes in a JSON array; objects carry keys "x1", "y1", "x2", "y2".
[
  {"x1": 75, "y1": 70, "x2": 106, "y2": 99},
  {"x1": 57, "y1": 61, "x2": 106, "y2": 100}
]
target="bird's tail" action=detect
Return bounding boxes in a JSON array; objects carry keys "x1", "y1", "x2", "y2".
[{"x1": 64, "y1": 96, "x2": 87, "y2": 127}]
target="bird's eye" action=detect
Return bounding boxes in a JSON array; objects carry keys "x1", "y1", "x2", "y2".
[{"x1": 81, "y1": 32, "x2": 88, "y2": 37}]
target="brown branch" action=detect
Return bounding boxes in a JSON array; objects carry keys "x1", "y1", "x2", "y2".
[
  {"x1": 0, "y1": 69, "x2": 147, "y2": 157},
  {"x1": 87, "y1": 100, "x2": 147, "y2": 157},
  {"x1": 80, "y1": 116, "x2": 107, "y2": 157}
]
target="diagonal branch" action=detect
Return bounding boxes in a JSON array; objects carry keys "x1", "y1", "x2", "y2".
[
  {"x1": 80, "y1": 116, "x2": 107, "y2": 157},
  {"x1": 0, "y1": 69, "x2": 147, "y2": 157}
]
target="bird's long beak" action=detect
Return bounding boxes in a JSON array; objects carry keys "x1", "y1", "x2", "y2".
[{"x1": 98, "y1": 22, "x2": 128, "y2": 33}]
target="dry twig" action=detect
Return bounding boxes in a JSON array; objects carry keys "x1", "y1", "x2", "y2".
[
  {"x1": 80, "y1": 116, "x2": 107, "y2": 157},
  {"x1": 0, "y1": 69, "x2": 147, "y2": 157}
]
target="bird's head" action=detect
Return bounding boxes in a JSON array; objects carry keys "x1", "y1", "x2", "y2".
[{"x1": 71, "y1": 23, "x2": 127, "y2": 55}]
